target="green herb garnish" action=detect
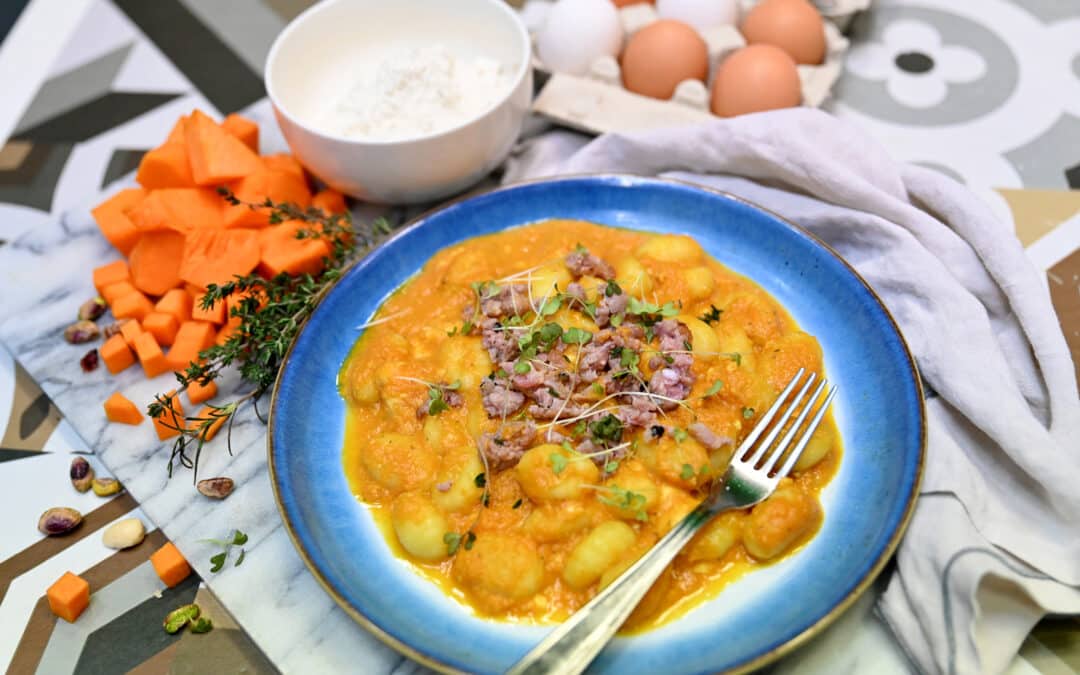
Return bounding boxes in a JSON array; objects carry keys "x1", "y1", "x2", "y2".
[
  {"x1": 204, "y1": 529, "x2": 247, "y2": 573},
  {"x1": 699, "y1": 304, "x2": 722, "y2": 325}
]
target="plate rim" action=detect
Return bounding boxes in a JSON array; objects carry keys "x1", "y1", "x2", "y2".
[{"x1": 267, "y1": 173, "x2": 926, "y2": 675}]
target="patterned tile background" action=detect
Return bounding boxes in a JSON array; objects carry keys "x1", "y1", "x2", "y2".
[{"x1": 0, "y1": 0, "x2": 1077, "y2": 673}]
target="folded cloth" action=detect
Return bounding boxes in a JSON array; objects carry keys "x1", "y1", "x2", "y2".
[{"x1": 503, "y1": 109, "x2": 1080, "y2": 675}]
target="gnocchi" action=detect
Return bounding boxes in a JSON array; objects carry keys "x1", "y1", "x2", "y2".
[{"x1": 341, "y1": 219, "x2": 839, "y2": 629}]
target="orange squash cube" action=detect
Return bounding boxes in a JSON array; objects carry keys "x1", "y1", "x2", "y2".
[
  {"x1": 186, "y1": 378, "x2": 217, "y2": 405},
  {"x1": 47, "y1": 571, "x2": 90, "y2": 623},
  {"x1": 119, "y1": 319, "x2": 143, "y2": 349},
  {"x1": 166, "y1": 321, "x2": 216, "y2": 371},
  {"x1": 92, "y1": 260, "x2": 130, "y2": 295},
  {"x1": 101, "y1": 280, "x2": 138, "y2": 306},
  {"x1": 150, "y1": 542, "x2": 191, "y2": 588},
  {"x1": 152, "y1": 390, "x2": 185, "y2": 441},
  {"x1": 155, "y1": 288, "x2": 192, "y2": 324},
  {"x1": 142, "y1": 312, "x2": 180, "y2": 347},
  {"x1": 112, "y1": 292, "x2": 154, "y2": 322},
  {"x1": 104, "y1": 392, "x2": 143, "y2": 425},
  {"x1": 133, "y1": 332, "x2": 168, "y2": 378},
  {"x1": 100, "y1": 335, "x2": 135, "y2": 374}
]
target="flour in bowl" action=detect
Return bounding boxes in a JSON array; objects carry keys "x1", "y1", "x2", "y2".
[{"x1": 322, "y1": 45, "x2": 512, "y2": 141}]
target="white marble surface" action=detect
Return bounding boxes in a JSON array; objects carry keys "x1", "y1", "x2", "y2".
[{"x1": 0, "y1": 104, "x2": 916, "y2": 674}]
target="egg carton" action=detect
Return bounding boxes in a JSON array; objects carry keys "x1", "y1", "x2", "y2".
[{"x1": 530, "y1": 1, "x2": 862, "y2": 136}]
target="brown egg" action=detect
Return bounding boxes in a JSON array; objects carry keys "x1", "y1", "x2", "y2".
[
  {"x1": 710, "y1": 44, "x2": 802, "y2": 117},
  {"x1": 611, "y1": 0, "x2": 654, "y2": 6},
  {"x1": 621, "y1": 19, "x2": 709, "y2": 100},
  {"x1": 740, "y1": 0, "x2": 826, "y2": 65}
]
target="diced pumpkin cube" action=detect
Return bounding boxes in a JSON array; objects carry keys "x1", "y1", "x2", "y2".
[
  {"x1": 155, "y1": 288, "x2": 192, "y2": 324},
  {"x1": 312, "y1": 189, "x2": 347, "y2": 215},
  {"x1": 104, "y1": 392, "x2": 143, "y2": 425},
  {"x1": 191, "y1": 294, "x2": 225, "y2": 324},
  {"x1": 221, "y1": 113, "x2": 259, "y2": 152},
  {"x1": 166, "y1": 321, "x2": 216, "y2": 371},
  {"x1": 150, "y1": 542, "x2": 191, "y2": 588},
  {"x1": 215, "y1": 316, "x2": 241, "y2": 346},
  {"x1": 152, "y1": 390, "x2": 185, "y2": 441},
  {"x1": 142, "y1": 312, "x2": 180, "y2": 347},
  {"x1": 184, "y1": 110, "x2": 261, "y2": 185},
  {"x1": 129, "y1": 230, "x2": 185, "y2": 296},
  {"x1": 222, "y1": 168, "x2": 311, "y2": 229},
  {"x1": 192, "y1": 405, "x2": 228, "y2": 441},
  {"x1": 119, "y1": 320, "x2": 143, "y2": 349},
  {"x1": 101, "y1": 280, "x2": 138, "y2": 306},
  {"x1": 179, "y1": 229, "x2": 260, "y2": 290},
  {"x1": 136, "y1": 142, "x2": 195, "y2": 189},
  {"x1": 261, "y1": 153, "x2": 305, "y2": 181},
  {"x1": 112, "y1": 292, "x2": 154, "y2": 321},
  {"x1": 93, "y1": 260, "x2": 130, "y2": 295},
  {"x1": 187, "y1": 378, "x2": 217, "y2": 405},
  {"x1": 101, "y1": 335, "x2": 135, "y2": 374},
  {"x1": 92, "y1": 189, "x2": 145, "y2": 256},
  {"x1": 47, "y1": 572, "x2": 90, "y2": 623},
  {"x1": 133, "y1": 332, "x2": 168, "y2": 378},
  {"x1": 126, "y1": 188, "x2": 224, "y2": 232}
]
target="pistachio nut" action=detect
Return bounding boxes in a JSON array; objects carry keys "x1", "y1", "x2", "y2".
[
  {"x1": 38, "y1": 507, "x2": 82, "y2": 535},
  {"x1": 77, "y1": 297, "x2": 107, "y2": 321},
  {"x1": 64, "y1": 320, "x2": 100, "y2": 344},
  {"x1": 70, "y1": 457, "x2": 95, "y2": 492},
  {"x1": 102, "y1": 517, "x2": 146, "y2": 549},
  {"x1": 189, "y1": 617, "x2": 214, "y2": 634},
  {"x1": 196, "y1": 477, "x2": 235, "y2": 500},
  {"x1": 91, "y1": 477, "x2": 122, "y2": 496},
  {"x1": 102, "y1": 321, "x2": 126, "y2": 339},
  {"x1": 163, "y1": 604, "x2": 201, "y2": 634}
]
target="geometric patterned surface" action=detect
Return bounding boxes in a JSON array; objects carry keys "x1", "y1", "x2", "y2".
[{"x1": 0, "y1": 0, "x2": 1077, "y2": 674}]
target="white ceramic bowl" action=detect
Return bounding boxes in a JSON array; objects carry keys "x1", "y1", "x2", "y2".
[{"x1": 265, "y1": 0, "x2": 532, "y2": 204}]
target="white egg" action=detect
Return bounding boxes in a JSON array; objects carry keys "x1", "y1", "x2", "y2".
[
  {"x1": 656, "y1": 0, "x2": 739, "y2": 29},
  {"x1": 536, "y1": 0, "x2": 623, "y2": 76}
]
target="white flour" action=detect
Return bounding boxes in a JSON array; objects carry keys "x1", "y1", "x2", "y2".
[{"x1": 322, "y1": 45, "x2": 512, "y2": 141}]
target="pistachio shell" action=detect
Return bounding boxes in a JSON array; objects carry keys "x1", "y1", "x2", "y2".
[
  {"x1": 78, "y1": 297, "x2": 107, "y2": 321},
  {"x1": 102, "y1": 517, "x2": 146, "y2": 549},
  {"x1": 38, "y1": 507, "x2": 82, "y2": 535},
  {"x1": 64, "y1": 320, "x2": 100, "y2": 344},
  {"x1": 70, "y1": 457, "x2": 95, "y2": 493},
  {"x1": 196, "y1": 477, "x2": 234, "y2": 500}
]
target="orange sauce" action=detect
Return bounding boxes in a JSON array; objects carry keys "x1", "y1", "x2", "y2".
[{"x1": 339, "y1": 219, "x2": 840, "y2": 631}]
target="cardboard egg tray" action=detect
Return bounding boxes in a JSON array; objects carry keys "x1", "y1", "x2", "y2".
[{"x1": 530, "y1": 0, "x2": 867, "y2": 135}]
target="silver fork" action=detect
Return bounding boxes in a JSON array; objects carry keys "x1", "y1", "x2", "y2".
[{"x1": 506, "y1": 368, "x2": 838, "y2": 675}]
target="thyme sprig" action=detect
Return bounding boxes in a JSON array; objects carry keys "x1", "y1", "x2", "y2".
[{"x1": 148, "y1": 188, "x2": 391, "y2": 483}]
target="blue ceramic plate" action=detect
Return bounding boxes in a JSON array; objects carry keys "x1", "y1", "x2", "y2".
[{"x1": 269, "y1": 175, "x2": 924, "y2": 675}]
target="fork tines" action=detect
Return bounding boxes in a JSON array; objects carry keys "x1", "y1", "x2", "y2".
[{"x1": 733, "y1": 368, "x2": 838, "y2": 481}]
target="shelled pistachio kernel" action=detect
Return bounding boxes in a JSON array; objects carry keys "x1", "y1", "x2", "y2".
[
  {"x1": 163, "y1": 604, "x2": 201, "y2": 634},
  {"x1": 70, "y1": 457, "x2": 94, "y2": 492},
  {"x1": 102, "y1": 517, "x2": 146, "y2": 549},
  {"x1": 38, "y1": 507, "x2": 82, "y2": 535},
  {"x1": 91, "y1": 477, "x2": 121, "y2": 496}
]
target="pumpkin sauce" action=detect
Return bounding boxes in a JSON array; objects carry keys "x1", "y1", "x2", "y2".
[{"x1": 340, "y1": 219, "x2": 840, "y2": 631}]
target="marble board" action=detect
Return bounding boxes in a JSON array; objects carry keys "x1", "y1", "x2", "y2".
[{"x1": 0, "y1": 108, "x2": 430, "y2": 674}]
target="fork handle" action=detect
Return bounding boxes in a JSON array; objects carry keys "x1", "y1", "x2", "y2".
[{"x1": 506, "y1": 484, "x2": 741, "y2": 675}]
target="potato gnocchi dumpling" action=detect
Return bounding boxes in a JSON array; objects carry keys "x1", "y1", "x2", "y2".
[{"x1": 341, "y1": 219, "x2": 839, "y2": 629}]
